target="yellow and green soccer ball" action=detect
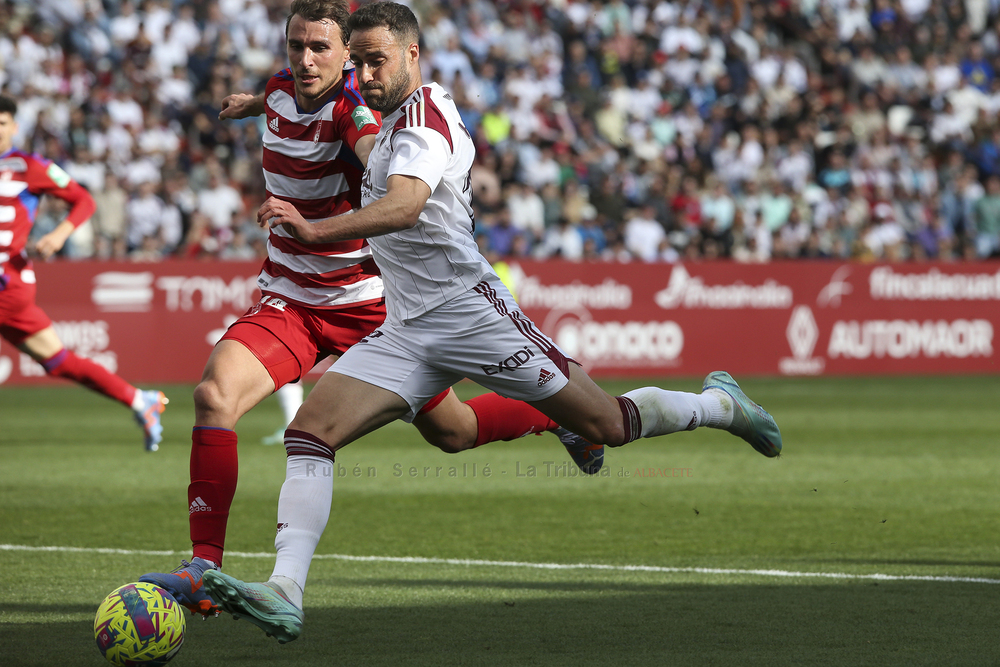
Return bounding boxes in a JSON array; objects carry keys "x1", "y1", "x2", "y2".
[{"x1": 94, "y1": 582, "x2": 186, "y2": 666}]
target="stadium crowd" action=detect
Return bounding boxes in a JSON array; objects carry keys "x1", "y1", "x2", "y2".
[{"x1": 3, "y1": 0, "x2": 1000, "y2": 264}]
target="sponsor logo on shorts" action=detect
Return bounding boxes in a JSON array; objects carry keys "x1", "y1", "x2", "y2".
[
  {"x1": 260, "y1": 295, "x2": 287, "y2": 311},
  {"x1": 481, "y1": 346, "x2": 535, "y2": 375},
  {"x1": 359, "y1": 329, "x2": 385, "y2": 343},
  {"x1": 537, "y1": 368, "x2": 555, "y2": 387}
]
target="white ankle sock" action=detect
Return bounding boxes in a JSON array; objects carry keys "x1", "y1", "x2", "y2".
[
  {"x1": 621, "y1": 387, "x2": 732, "y2": 438},
  {"x1": 269, "y1": 455, "x2": 332, "y2": 608},
  {"x1": 701, "y1": 388, "x2": 735, "y2": 429}
]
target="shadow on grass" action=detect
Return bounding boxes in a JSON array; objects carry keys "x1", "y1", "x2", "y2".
[{"x1": 2, "y1": 581, "x2": 993, "y2": 667}]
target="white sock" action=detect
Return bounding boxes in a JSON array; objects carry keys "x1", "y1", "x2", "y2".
[
  {"x1": 269, "y1": 454, "x2": 332, "y2": 608},
  {"x1": 621, "y1": 387, "x2": 732, "y2": 438},
  {"x1": 277, "y1": 382, "x2": 304, "y2": 428}
]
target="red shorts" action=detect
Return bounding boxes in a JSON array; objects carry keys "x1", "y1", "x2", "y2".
[
  {"x1": 221, "y1": 295, "x2": 387, "y2": 389},
  {"x1": 0, "y1": 266, "x2": 52, "y2": 346}
]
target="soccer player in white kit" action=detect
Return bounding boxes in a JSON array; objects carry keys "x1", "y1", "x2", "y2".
[{"x1": 203, "y1": 2, "x2": 782, "y2": 643}]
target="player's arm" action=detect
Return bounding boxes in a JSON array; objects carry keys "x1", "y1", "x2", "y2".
[
  {"x1": 258, "y1": 174, "x2": 430, "y2": 243},
  {"x1": 219, "y1": 93, "x2": 266, "y2": 120},
  {"x1": 32, "y1": 163, "x2": 97, "y2": 259},
  {"x1": 34, "y1": 220, "x2": 77, "y2": 259},
  {"x1": 354, "y1": 134, "x2": 376, "y2": 168}
]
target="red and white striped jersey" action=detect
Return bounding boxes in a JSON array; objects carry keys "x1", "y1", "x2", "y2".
[
  {"x1": 362, "y1": 82, "x2": 484, "y2": 325},
  {"x1": 258, "y1": 68, "x2": 384, "y2": 309},
  {"x1": 0, "y1": 148, "x2": 95, "y2": 272}
]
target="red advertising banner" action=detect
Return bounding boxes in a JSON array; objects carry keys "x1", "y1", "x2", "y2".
[
  {"x1": 1, "y1": 259, "x2": 997, "y2": 386},
  {"x1": 505, "y1": 260, "x2": 1000, "y2": 378},
  {"x1": 1, "y1": 260, "x2": 262, "y2": 386}
]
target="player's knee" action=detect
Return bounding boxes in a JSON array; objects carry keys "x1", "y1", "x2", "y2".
[
  {"x1": 193, "y1": 380, "x2": 235, "y2": 423},
  {"x1": 427, "y1": 434, "x2": 470, "y2": 454},
  {"x1": 286, "y1": 399, "x2": 328, "y2": 436},
  {"x1": 577, "y1": 416, "x2": 626, "y2": 448}
]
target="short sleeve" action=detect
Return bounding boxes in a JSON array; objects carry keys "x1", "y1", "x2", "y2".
[{"x1": 387, "y1": 126, "x2": 450, "y2": 192}]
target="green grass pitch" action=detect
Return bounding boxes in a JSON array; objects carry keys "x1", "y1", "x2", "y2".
[{"x1": 2, "y1": 376, "x2": 999, "y2": 666}]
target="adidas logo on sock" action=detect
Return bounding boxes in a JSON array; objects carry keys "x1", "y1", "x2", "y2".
[
  {"x1": 686, "y1": 411, "x2": 698, "y2": 431},
  {"x1": 189, "y1": 497, "x2": 212, "y2": 514},
  {"x1": 537, "y1": 368, "x2": 555, "y2": 387},
  {"x1": 276, "y1": 522, "x2": 289, "y2": 534},
  {"x1": 269, "y1": 116, "x2": 279, "y2": 133}
]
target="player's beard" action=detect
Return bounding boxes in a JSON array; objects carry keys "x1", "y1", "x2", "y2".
[{"x1": 364, "y1": 65, "x2": 412, "y2": 114}]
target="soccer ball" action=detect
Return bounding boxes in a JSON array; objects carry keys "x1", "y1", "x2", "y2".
[{"x1": 94, "y1": 582, "x2": 186, "y2": 666}]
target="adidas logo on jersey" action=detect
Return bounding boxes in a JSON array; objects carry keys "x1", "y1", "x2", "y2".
[
  {"x1": 538, "y1": 368, "x2": 556, "y2": 387},
  {"x1": 269, "y1": 116, "x2": 279, "y2": 134},
  {"x1": 189, "y1": 497, "x2": 211, "y2": 514}
]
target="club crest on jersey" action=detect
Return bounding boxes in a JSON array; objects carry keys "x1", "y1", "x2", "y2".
[
  {"x1": 481, "y1": 346, "x2": 535, "y2": 375},
  {"x1": 351, "y1": 106, "x2": 377, "y2": 131}
]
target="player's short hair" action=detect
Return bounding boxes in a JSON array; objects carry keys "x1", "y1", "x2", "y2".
[
  {"x1": 285, "y1": 0, "x2": 352, "y2": 43},
  {"x1": 0, "y1": 94, "x2": 17, "y2": 116},
  {"x1": 347, "y1": 1, "x2": 420, "y2": 49}
]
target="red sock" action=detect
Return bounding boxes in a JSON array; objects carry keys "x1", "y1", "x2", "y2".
[
  {"x1": 43, "y1": 349, "x2": 135, "y2": 406},
  {"x1": 188, "y1": 427, "x2": 238, "y2": 567},
  {"x1": 467, "y1": 393, "x2": 557, "y2": 447}
]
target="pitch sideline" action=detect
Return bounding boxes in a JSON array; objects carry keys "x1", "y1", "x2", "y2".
[{"x1": 2, "y1": 543, "x2": 998, "y2": 585}]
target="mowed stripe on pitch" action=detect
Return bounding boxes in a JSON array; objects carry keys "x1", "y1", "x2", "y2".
[{"x1": 2, "y1": 544, "x2": 998, "y2": 585}]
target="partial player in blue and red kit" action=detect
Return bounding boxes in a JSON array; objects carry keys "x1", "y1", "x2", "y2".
[{"x1": 0, "y1": 94, "x2": 168, "y2": 450}]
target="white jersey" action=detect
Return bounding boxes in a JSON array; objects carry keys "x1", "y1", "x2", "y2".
[{"x1": 361, "y1": 82, "x2": 489, "y2": 324}]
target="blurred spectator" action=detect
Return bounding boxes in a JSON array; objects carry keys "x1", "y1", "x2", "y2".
[
  {"x1": 623, "y1": 205, "x2": 667, "y2": 262},
  {"x1": 538, "y1": 216, "x2": 584, "y2": 261},
  {"x1": 974, "y1": 175, "x2": 1000, "y2": 257},
  {"x1": 197, "y1": 170, "x2": 244, "y2": 244}
]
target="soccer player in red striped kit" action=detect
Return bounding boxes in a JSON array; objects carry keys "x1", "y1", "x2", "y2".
[
  {"x1": 0, "y1": 94, "x2": 168, "y2": 451},
  {"x1": 140, "y1": 0, "x2": 600, "y2": 616}
]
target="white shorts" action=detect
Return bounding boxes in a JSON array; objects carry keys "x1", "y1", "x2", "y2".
[{"x1": 330, "y1": 276, "x2": 572, "y2": 421}]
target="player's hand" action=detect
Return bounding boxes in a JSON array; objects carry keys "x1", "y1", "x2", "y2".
[
  {"x1": 219, "y1": 93, "x2": 262, "y2": 120},
  {"x1": 33, "y1": 223, "x2": 74, "y2": 259},
  {"x1": 257, "y1": 197, "x2": 315, "y2": 243}
]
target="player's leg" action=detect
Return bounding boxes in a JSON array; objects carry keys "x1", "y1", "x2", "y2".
[
  {"x1": 14, "y1": 320, "x2": 168, "y2": 452},
  {"x1": 454, "y1": 276, "x2": 781, "y2": 456},
  {"x1": 139, "y1": 339, "x2": 276, "y2": 615},
  {"x1": 203, "y1": 368, "x2": 409, "y2": 641},
  {"x1": 530, "y1": 363, "x2": 781, "y2": 456},
  {"x1": 188, "y1": 339, "x2": 277, "y2": 560},
  {"x1": 141, "y1": 304, "x2": 318, "y2": 615},
  {"x1": 411, "y1": 389, "x2": 604, "y2": 474},
  {"x1": 207, "y1": 301, "x2": 399, "y2": 615}
]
